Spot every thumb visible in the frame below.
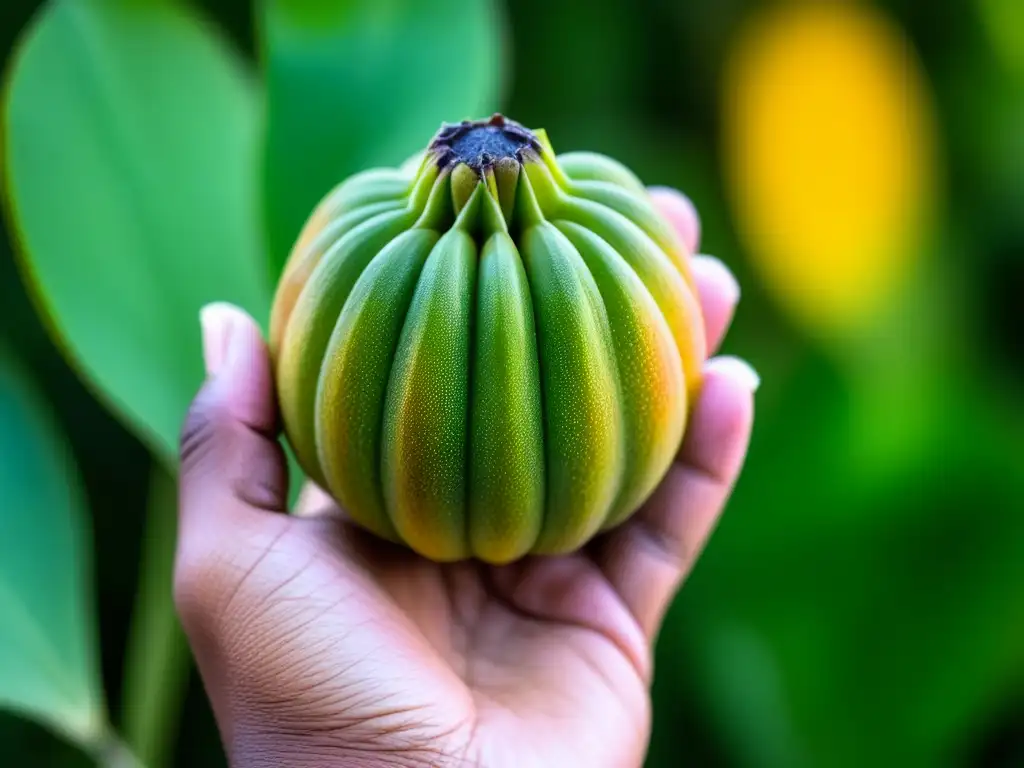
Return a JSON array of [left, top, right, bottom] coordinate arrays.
[[177, 302, 289, 548]]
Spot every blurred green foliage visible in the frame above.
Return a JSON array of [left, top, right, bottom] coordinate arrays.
[[260, 0, 506, 273], [0, 0, 1021, 766], [0, 345, 106, 753]]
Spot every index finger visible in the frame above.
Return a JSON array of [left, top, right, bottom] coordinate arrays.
[[649, 187, 740, 356], [649, 185, 701, 254]]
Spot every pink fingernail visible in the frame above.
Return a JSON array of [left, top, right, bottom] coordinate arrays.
[[694, 255, 741, 304], [199, 303, 238, 376], [706, 355, 760, 392], [650, 186, 701, 253]]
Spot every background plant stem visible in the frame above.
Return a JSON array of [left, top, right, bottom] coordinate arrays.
[[119, 463, 190, 768]]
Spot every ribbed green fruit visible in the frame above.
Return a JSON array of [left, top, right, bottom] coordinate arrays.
[[269, 115, 707, 564]]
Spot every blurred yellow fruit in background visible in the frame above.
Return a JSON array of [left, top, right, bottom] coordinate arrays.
[[722, 0, 939, 339]]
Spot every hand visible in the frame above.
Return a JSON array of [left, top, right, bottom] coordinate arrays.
[[174, 188, 757, 768]]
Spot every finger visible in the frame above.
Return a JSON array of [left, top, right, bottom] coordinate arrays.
[[293, 480, 345, 520], [691, 255, 740, 355], [591, 355, 758, 642], [178, 302, 289, 548], [649, 187, 740, 354], [649, 186, 701, 254]]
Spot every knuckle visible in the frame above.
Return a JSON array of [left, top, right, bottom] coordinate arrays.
[[632, 515, 690, 573]]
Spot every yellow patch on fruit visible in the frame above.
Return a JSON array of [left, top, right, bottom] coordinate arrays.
[[721, 0, 938, 337]]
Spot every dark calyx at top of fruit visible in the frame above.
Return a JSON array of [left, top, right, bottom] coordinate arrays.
[[429, 114, 542, 175], [416, 114, 563, 234]]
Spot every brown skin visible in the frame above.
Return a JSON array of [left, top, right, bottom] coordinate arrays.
[[174, 189, 756, 768]]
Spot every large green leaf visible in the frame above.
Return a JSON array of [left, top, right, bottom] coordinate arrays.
[[0, 347, 105, 749], [259, 0, 507, 273], [2, 0, 270, 464]]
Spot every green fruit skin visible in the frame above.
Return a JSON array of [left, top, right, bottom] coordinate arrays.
[[521, 222, 624, 553], [316, 227, 441, 542], [269, 127, 705, 564], [381, 227, 477, 561], [468, 232, 545, 563]]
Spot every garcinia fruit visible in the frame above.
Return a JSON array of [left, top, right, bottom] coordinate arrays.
[[269, 114, 707, 564]]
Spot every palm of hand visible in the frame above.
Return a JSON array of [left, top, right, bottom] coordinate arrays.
[[205, 503, 650, 768]]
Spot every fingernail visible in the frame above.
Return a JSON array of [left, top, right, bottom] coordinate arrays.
[[199, 303, 239, 377], [693, 255, 741, 304], [649, 186, 701, 253], [706, 355, 760, 392]]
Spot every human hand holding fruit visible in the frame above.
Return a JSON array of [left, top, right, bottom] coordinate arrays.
[[174, 118, 757, 768]]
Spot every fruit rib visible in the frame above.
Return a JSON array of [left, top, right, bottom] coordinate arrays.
[[566, 179, 700, 290], [276, 207, 416, 488], [556, 221, 686, 529], [468, 231, 545, 563], [551, 191, 707, 404], [382, 228, 478, 562], [269, 199, 406, 355], [556, 151, 648, 195], [295, 167, 411, 251], [521, 221, 624, 555], [315, 228, 441, 542]]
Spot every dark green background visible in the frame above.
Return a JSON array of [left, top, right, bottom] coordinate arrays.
[[1, 0, 1022, 765]]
